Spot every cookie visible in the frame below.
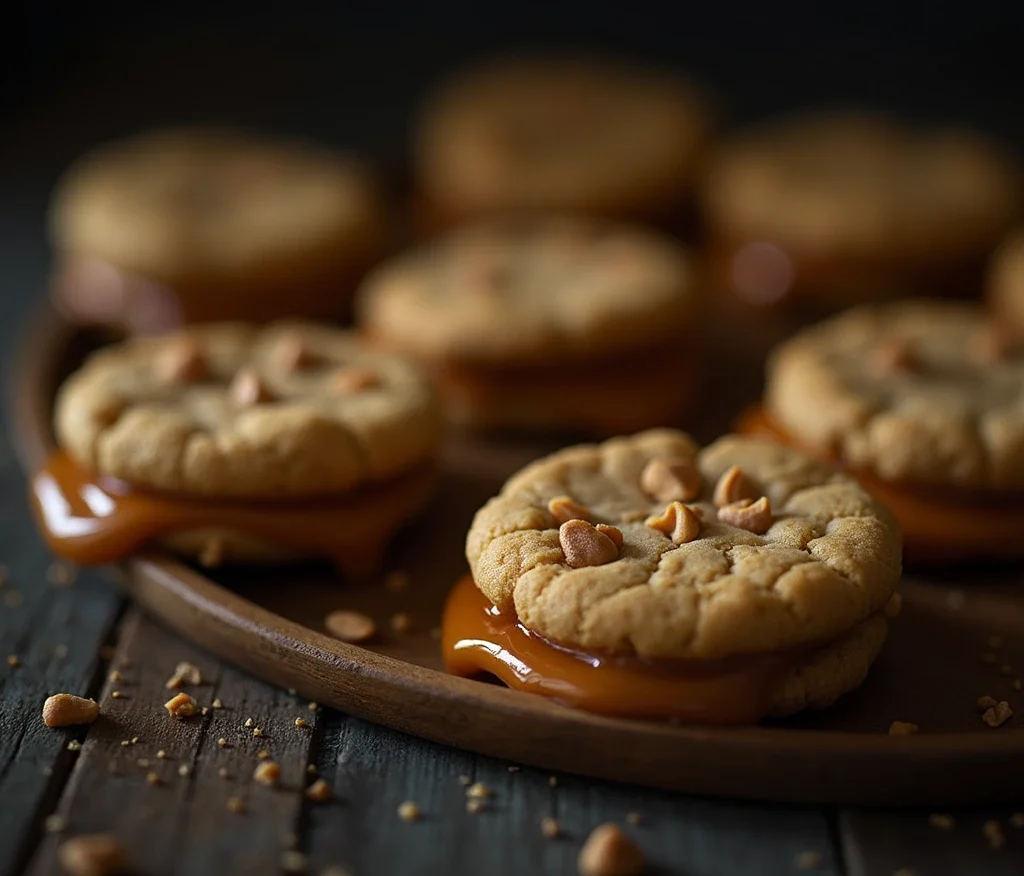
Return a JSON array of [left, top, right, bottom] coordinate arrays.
[[49, 128, 386, 329], [357, 217, 701, 434], [988, 230, 1024, 335], [448, 429, 900, 721], [41, 322, 441, 569], [414, 56, 708, 229], [701, 113, 1019, 309], [755, 300, 1024, 560]]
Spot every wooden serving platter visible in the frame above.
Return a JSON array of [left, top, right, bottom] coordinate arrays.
[[10, 304, 1024, 805]]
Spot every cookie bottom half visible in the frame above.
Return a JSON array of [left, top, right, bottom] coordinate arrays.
[[32, 450, 435, 576], [442, 574, 887, 723], [432, 345, 699, 437], [738, 406, 1024, 563]]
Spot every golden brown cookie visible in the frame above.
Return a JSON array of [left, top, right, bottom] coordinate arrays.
[[753, 300, 1024, 560], [357, 217, 702, 434], [451, 430, 900, 721], [41, 323, 441, 570], [50, 128, 387, 329], [415, 56, 709, 228], [701, 113, 1019, 309]]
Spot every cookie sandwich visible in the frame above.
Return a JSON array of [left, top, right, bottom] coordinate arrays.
[[745, 300, 1024, 561], [414, 56, 709, 231], [446, 430, 901, 722], [50, 128, 386, 331], [33, 323, 441, 576], [701, 113, 1018, 310], [357, 217, 702, 435]]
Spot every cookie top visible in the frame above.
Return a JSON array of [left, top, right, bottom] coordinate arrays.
[[466, 430, 900, 661], [702, 113, 1019, 260], [55, 322, 442, 499], [988, 230, 1024, 331], [357, 218, 700, 363], [766, 300, 1024, 490], [50, 128, 383, 284], [415, 57, 708, 216]]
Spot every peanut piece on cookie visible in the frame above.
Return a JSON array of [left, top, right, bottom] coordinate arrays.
[[645, 501, 700, 545], [42, 694, 99, 728], [230, 368, 274, 406], [872, 337, 917, 374], [559, 520, 620, 568], [548, 496, 592, 524], [595, 524, 624, 550], [717, 497, 772, 534], [330, 367, 380, 394], [155, 339, 207, 384], [713, 465, 756, 507], [640, 457, 701, 502]]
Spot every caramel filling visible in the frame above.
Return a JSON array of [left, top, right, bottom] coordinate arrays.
[[442, 575, 796, 723], [739, 407, 1024, 557], [31, 451, 432, 569]]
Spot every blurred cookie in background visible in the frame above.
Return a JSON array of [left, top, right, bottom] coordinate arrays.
[[49, 128, 388, 332], [744, 300, 1024, 563], [701, 113, 1020, 312], [413, 56, 710, 233], [357, 216, 703, 436], [987, 229, 1024, 335]]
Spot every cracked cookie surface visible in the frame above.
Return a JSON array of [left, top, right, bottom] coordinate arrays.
[[55, 322, 441, 499], [766, 300, 1024, 489], [466, 429, 901, 661], [358, 217, 699, 363]]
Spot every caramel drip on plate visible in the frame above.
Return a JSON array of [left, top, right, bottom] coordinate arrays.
[[31, 451, 430, 569], [442, 575, 794, 724]]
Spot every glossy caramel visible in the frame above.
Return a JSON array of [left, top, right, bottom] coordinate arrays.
[[442, 575, 794, 723], [31, 451, 431, 570]]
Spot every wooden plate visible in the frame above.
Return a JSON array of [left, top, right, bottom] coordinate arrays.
[[10, 305, 1024, 805]]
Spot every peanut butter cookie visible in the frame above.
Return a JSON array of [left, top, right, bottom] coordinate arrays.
[[357, 217, 701, 434], [461, 430, 900, 717], [50, 128, 386, 329]]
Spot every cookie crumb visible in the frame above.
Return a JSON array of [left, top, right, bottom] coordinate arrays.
[[929, 814, 954, 830], [578, 823, 645, 876], [982, 701, 1013, 728], [244, 718, 254, 728], [983, 820, 1005, 850], [794, 850, 823, 870], [625, 813, 642, 826], [120, 740, 130, 747], [201, 707, 209, 716], [108, 670, 122, 683], [67, 740, 82, 752], [257, 749, 272, 760], [390, 612, 412, 634], [43, 693, 99, 728], [110, 691, 125, 699], [164, 692, 198, 718], [44, 814, 67, 833], [385, 570, 410, 592], [58, 834, 124, 876], [466, 798, 487, 814], [466, 782, 491, 799], [6, 654, 19, 668], [306, 764, 317, 775], [307, 701, 318, 711], [156, 750, 167, 760], [218, 767, 230, 779], [295, 717, 309, 728], [47, 561, 76, 587], [217, 738, 228, 748], [397, 801, 421, 821], [212, 698, 223, 709], [254, 761, 281, 787], [324, 610, 377, 644], [305, 779, 332, 803], [227, 796, 245, 813], [888, 721, 918, 736], [253, 727, 264, 738], [177, 765, 190, 778], [458, 775, 472, 786], [541, 816, 561, 838], [978, 695, 999, 710], [280, 851, 308, 874], [165, 661, 202, 689], [146, 772, 161, 786]]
